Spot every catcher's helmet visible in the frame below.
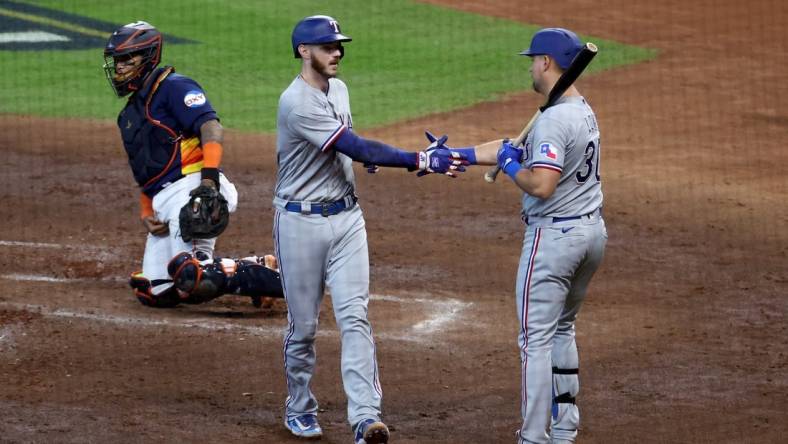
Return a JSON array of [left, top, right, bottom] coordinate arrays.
[[520, 28, 582, 70], [291, 15, 352, 58], [103, 21, 162, 97]]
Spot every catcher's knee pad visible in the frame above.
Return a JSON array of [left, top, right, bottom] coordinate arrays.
[[167, 252, 230, 304], [129, 272, 180, 308]]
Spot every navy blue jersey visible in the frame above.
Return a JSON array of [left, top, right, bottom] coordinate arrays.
[[118, 67, 219, 197], [148, 72, 218, 136]]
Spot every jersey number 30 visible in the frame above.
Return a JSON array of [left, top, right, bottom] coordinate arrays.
[[576, 139, 601, 183]]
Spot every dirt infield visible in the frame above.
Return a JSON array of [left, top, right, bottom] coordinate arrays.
[[1, 1, 786, 443]]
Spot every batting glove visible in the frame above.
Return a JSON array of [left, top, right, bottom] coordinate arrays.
[[497, 139, 523, 179], [416, 132, 469, 177]]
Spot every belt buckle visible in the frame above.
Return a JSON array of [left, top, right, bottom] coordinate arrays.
[[321, 204, 330, 217]]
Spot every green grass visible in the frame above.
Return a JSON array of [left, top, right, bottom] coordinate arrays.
[[1, 0, 656, 132]]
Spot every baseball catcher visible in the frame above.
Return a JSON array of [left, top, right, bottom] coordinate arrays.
[[131, 253, 284, 308], [104, 21, 283, 308]]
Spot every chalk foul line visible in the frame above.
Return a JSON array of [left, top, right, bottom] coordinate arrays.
[[0, 287, 473, 344]]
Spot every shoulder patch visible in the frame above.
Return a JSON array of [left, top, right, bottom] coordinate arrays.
[[539, 143, 558, 160], [184, 90, 206, 108]]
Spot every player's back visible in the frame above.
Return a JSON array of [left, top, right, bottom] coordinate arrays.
[[522, 96, 602, 218]]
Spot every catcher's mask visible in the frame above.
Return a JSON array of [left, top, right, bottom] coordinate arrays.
[[103, 21, 162, 97]]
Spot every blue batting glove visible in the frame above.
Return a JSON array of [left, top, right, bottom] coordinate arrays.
[[416, 132, 467, 177], [416, 132, 469, 178], [497, 140, 523, 179], [416, 148, 468, 177], [423, 130, 477, 168], [416, 131, 447, 177], [424, 131, 448, 150]]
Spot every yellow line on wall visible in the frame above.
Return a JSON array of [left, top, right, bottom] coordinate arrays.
[[0, 6, 109, 38]]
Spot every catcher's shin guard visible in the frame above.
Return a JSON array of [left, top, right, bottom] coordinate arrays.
[[167, 252, 284, 305], [129, 272, 181, 308]]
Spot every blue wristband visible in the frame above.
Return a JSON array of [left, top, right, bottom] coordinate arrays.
[[503, 159, 522, 179], [451, 147, 477, 165]]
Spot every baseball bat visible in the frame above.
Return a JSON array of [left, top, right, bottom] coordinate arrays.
[[484, 42, 598, 183]]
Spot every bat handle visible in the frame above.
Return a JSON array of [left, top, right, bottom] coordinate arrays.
[[484, 111, 540, 184], [484, 166, 502, 183]]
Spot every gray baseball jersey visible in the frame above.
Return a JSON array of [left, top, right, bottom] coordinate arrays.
[[275, 75, 354, 203], [521, 96, 602, 219], [273, 75, 383, 429], [514, 96, 607, 443]]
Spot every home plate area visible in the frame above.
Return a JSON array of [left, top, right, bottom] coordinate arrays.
[[0, 271, 472, 345]]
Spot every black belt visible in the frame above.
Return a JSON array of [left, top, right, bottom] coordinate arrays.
[[284, 195, 357, 217]]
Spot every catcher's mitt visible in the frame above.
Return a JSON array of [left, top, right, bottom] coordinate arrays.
[[179, 185, 229, 242]]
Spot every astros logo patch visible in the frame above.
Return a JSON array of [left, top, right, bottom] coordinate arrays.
[[184, 90, 206, 107]]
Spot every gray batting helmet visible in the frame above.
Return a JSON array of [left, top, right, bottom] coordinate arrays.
[[291, 15, 352, 58]]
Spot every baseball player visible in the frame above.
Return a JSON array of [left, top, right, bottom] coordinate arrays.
[[103, 21, 283, 309], [275, 15, 468, 444], [435, 28, 607, 443]]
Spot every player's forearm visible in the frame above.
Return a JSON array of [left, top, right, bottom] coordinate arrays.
[[471, 139, 505, 165], [199, 119, 223, 185], [139, 192, 154, 219], [333, 130, 417, 169], [418, 139, 499, 166]]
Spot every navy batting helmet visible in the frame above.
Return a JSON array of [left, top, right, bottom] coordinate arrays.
[[291, 15, 352, 58], [103, 21, 162, 97], [520, 28, 582, 70]]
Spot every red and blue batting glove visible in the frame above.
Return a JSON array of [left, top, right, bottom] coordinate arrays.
[[417, 131, 472, 177]]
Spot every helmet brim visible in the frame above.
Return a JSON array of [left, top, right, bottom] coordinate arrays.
[[305, 33, 352, 45]]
